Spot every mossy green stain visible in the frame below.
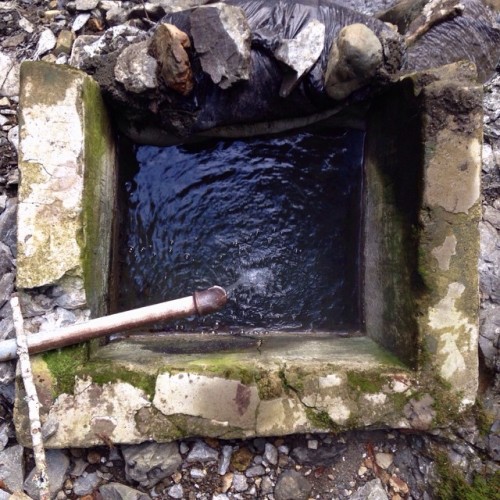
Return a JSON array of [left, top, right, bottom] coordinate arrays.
[[304, 407, 340, 432], [346, 371, 385, 394], [433, 452, 500, 500], [79, 361, 157, 399], [43, 343, 89, 397], [81, 75, 115, 318]]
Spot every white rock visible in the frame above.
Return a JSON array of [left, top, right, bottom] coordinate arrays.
[[274, 19, 325, 96], [72, 13, 91, 32], [0, 52, 19, 97], [168, 483, 184, 498], [18, 15, 34, 33], [7, 125, 18, 152], [76, 0, 100, 10], [33, 29, 57, 59]]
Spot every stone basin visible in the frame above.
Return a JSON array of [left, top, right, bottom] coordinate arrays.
[[14, 60, 481, 447]]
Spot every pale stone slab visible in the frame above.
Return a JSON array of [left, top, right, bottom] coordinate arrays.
[[154, 373, 259, 430], [43, 378, 151, 447], [17, 62, 116, 315]]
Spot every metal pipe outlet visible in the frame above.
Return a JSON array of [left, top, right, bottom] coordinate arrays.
[[0, 286, 227, 362]]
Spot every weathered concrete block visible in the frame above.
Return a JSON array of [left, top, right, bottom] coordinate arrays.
[[17, 62, 116, 315], [364, 61, 481, 405]]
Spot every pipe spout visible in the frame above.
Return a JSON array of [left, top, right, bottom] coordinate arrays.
[[193, 285, 228, 316], [0, 286, 228, 362]]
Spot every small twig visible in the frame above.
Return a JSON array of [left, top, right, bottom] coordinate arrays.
[[11, 295, 50, 500]]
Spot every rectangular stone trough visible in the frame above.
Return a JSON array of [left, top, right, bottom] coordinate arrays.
[[14, 61, 482, 447]]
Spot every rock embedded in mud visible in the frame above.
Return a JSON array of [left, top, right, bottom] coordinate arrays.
[[148, 23, 193, 95]]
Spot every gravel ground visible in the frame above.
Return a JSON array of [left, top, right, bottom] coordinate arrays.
[[0, 1, 499, 499]]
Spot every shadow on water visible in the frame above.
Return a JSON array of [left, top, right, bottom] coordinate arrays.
[[115, 128, 365, 334]]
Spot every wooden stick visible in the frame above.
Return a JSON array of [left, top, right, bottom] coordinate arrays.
[[11, 294, 50, 500]]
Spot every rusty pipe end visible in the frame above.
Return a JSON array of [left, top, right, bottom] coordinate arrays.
[[193, 286, 228, 316]]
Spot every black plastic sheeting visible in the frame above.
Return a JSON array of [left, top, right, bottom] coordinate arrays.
[[404, 0, 500, 82], [157, 0, 403, 136]]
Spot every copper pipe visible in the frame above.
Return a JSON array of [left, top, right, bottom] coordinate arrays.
[[0, 286, 227, 362]]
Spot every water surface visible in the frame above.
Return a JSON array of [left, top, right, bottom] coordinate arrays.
[[117, 128, 364, 333]]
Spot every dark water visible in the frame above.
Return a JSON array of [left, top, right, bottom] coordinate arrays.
[[117, 128, 364, 332]]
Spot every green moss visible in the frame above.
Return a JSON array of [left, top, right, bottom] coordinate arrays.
[[43, 343, 89, 397], [434, 452, 500, 500], [81, 75, 115, 317], [346, 371, 385, 394], [278, 366, 304, 395], [183, 357, 259, 386], [79, 361, 157, 399], [255, 372, 283, 400], [305, 407, 339, 431], [135, 406, 185, 441]]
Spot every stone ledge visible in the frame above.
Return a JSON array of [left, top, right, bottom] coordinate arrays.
[[14, 335, 456, 447]]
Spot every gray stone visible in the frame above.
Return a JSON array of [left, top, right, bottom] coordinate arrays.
[[274, 470, 312, 500], [122, 442, 181, 488], [245, 465, 265, 477], [0, 445, 24, 493], [264, 443, 278, 466], [149, 0, 210, 13], [24, 449, 69, 500], [351, 478, 388, 500], [76, 0, 100, 10], [0, 423, 9, 452], [324, 23, 383, 100], [0, 198, 16, 255], [0, 361, 15, 387], [291, 445, 345, 466], [261, 476, 274, 494], [70, 458, 88, 477], [488, 433, 500, 461], [51, 277, 87, 310], [73, 472, 100, 496], [0, 273, 14, 310], [99, 482, 150, 500], [218, 445, 232, 475], [7, 125, 18, 152], [114, 41, 158, 93], [0, 51, 19, 97], [274, 19, 325, 97], [404, 394, 437, 430], [72, 13, 91, 32], [190, 3, 251, 89], [232, 473, 248, 493], [33, 29, 57, 60], [190, 468, 206, 479], [186, 440, 219, 463], [167, 483, 183, 499], [106, 6, 128, 27]]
